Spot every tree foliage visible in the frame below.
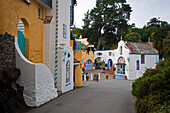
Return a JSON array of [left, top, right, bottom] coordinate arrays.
[[162, 31, 170, 58], [125, 32, 141, 42], [82, 0, 132, 50]]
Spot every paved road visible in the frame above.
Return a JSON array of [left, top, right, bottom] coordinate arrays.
[[26, 79, 136, 113]]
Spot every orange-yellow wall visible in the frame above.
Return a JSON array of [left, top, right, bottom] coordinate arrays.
[[82, 51, 95, 69], [74, 64, 83, 87], [74, 50, 94, 69], [70, 40, 74, 50], [0, 0, 46, 63], [74, 50, 82, 61]]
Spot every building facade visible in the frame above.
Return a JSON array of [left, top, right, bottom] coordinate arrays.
[[95, 40, 159, 80], [0, 0, 75, 107]]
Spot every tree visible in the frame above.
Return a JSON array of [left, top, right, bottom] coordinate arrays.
[[125, 32, 141, 42], [147, 17, 168, 28], [153, 25, 170, 58], [82, 0, 132, 50], [162, 31, 170, 58], [142, 26, 158, 42]]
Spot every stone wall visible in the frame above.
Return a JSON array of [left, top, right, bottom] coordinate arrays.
[[0, 33, 16, 71], [0, 33, 28, 113]]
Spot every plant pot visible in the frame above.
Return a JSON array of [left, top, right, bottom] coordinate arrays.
[[106, 76, 108, 79], [124, 76, 127, 80], [86, 77, 89, 81]]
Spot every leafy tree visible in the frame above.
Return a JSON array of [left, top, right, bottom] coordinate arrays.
[[162, 31, 170, 58], [82, 0, 132, 50], [142, 26, 158, 42], [153, 25, 170, 58], [125, 32, 141, 42], [71, 28, 82, 39], [146, 17, 168, 28]]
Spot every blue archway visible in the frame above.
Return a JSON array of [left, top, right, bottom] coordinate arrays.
[[107, 59, 113, 69], [86, 59, 93, 70]]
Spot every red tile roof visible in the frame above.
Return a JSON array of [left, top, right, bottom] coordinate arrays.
[[125, 42, 159, 54]]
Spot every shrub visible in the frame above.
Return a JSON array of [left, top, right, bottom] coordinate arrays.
[[132, 58, 170, 113]]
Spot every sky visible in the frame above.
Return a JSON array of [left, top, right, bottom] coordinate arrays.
[[74, 0, 170, 28]]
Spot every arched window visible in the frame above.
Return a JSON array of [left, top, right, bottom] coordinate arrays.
[[66, 60, 70, 83], [136, 60, 140, 70]]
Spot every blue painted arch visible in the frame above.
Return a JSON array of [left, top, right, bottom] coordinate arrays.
[[107, 59, 113, 69], [86, 59, 93, 70]]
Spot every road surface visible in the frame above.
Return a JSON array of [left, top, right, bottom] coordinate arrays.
[[26, 79, 136, 113]]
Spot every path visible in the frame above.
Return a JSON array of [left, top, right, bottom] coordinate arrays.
[[26, 79, 136, 113]]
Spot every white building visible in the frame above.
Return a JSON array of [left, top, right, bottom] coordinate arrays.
[[15, 0, 75, 107], [44, 0, 74, 93], [94, 40, 159, 80]]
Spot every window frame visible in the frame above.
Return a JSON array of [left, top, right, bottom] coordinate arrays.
[[66, 60, 70, 83], [141, 55, 145, 64], [120, 46, 122, 55], [38, 6, 42, 18]]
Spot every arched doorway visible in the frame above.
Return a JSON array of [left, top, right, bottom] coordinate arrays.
[[86, 59, 93, 70], [116, 57, 126, 79], [17, 18, 29, 58], [17, 19, 25, 56], [108, 59, 113, 69], [94, 57, 102, 69]]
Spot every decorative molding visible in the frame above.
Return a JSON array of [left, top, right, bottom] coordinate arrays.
[[54, 0, 59, 87]]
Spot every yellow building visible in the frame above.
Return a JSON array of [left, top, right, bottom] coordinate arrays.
[[70, 35, 95, 87], [75, 37, 95, 70], [0, 0, 50, 63]]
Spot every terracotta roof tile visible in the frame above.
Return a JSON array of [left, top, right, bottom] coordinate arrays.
[[125, 42, 159, 54]]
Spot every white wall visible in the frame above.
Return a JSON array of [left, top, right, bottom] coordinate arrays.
[[44, 0, 56, 77], [15, 37, 58, 107], [113, 40, 130, 78], [94, 50, 115, 65], [58, 0, 71, 45], [57, 45, 74, 93], [57, 0, 74, 93], [129, 54, 158, 80]]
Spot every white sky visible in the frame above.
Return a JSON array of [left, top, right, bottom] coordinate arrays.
[[74, 0, 170, 28]]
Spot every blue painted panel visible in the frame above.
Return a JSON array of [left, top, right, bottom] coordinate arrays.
[[17, 30, 25, 56], [86, 65, 92, 70], [86, 60, 92, 70], [115, 74, 125, 79], [137, 60, 140, 70], [108, 62, 110, 69], [75, 42, 77, 50]]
